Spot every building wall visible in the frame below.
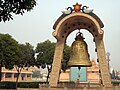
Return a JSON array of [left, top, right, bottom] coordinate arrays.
[[59, 60, 100, 83], [1, 67, 33, 82], [59, 69, 70, 82], [87, 60, 100, 83]]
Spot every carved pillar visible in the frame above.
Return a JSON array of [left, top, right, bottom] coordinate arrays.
[[95, 39, 112, 87], [11, 73, 14, 81], [49, 40, 64, 87], [30, 74, 32, 80], [18, 73, 21, 81], [24, 74, 27, 80], [2, 73, 5, 81]]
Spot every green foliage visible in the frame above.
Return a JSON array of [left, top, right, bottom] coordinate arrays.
[[35, 40, 55, 67], [0, 81, 16, 89], [0, 33, 20, 69], [0, 81, 46, 89], [35, 40, 56, 82], [112, 81, 120, 86], [35, 40, 71, 82], [111, 70, 116, 79], [35, 40, 71, 71], [62, 45, 71, 72], [14, 43, 35, 89], [15, 43, 35, 68], [18, 82, 40, 88], [32, 71, 42, 78], [0, 0, 36, 22]]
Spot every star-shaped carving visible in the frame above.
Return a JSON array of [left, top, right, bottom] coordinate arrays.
[[73, 3, 82, 12]]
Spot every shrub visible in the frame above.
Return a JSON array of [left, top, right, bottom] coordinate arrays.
[[18, 82, 40, 88], [0, 81, 46, 89], [112, 81, 120, 86], [0, 81, 16, 89]]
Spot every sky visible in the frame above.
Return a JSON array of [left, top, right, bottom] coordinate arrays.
[[0, 0, 120, 70]]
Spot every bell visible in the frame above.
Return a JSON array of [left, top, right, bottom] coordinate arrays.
[[68, 32, 92, 67]]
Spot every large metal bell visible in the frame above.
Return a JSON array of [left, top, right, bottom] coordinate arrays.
[[67, 32, 92, 67]]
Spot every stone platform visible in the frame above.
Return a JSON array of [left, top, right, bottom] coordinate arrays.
[[39, 83, 120, 90], [40, 86, 120, 90]]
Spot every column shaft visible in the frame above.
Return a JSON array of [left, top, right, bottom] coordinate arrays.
[[95, 39, 112, 87], [49, 40, 64, 87]]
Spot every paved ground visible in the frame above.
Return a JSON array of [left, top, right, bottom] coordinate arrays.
[[17, 88, 39, 90], [17, 86, 120, 90]]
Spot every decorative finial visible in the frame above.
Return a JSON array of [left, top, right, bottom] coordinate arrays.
[[73, 3, 82, 12]]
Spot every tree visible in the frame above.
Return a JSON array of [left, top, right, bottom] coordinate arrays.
[[35, 40, 71, 82], [35, 40, 55, 82], [0, 0, 36, 22], [32, 70, 43, 78], [14, 43, 35, 90], [61, 45, 71, 72], [111, 70, 116, 79], [0, 33, 20, 81]]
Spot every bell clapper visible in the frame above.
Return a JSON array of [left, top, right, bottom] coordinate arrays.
[[76, 67, 81, 84], [78, 66, 81, 71]]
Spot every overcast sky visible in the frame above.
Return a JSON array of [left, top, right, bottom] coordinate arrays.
[[1, 0, 120, 70]]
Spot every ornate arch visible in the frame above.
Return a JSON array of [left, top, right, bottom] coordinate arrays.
[[53, 12, 104, 41], [49, 12, 112, 88]]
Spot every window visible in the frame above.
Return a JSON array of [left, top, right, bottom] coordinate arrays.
[[1, 73, 3, 77], [5, 73, 12, 78], [21, 73, 25, 77], [27, 74, 31, 77], [14, 73, 18, 78], [21, 73, 25, 80]]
